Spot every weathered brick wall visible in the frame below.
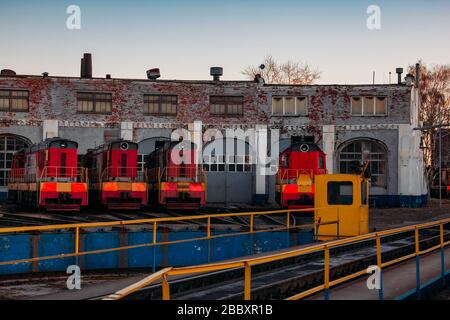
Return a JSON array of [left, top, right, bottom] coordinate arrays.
[[0, 76, 268, 125], [0, 74, 419, 202], [0, 76, 412, 128], [262, 84, 412, 139]]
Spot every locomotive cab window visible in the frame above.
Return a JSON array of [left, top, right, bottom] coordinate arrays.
[[361, 181, 368, 205], [318, 155, 325, 169], [327, 181, 353, 205]]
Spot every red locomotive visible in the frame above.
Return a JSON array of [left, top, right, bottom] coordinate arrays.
[[82, 140, 147, 210], [276, 137, 327, 209], [146, 139, 206, 210], [7, 137, 88, 211]]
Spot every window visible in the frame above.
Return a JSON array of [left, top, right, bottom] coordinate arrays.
[[272, 97, 283, 114], [203, 154, 251, 172], [375, 97, 387, 115], [144, 94, 177, 115], [351, 96, 387, 116], [339, 140, 387, 187], [327, 181, 353, 205], [284, 97, 295, 115], [203, 155, 225, 172], [361, 181, 368, 205], [296, 97, 308, 115], [0, 90, 29, 112], [210, 96, 244, 116], [77, 92, 112, 114], [318, 155, 325, 169], [271, 96, 308, 116], [0, 135, 29, 186]]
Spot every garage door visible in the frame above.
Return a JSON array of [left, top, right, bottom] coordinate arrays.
[[203, 138, 254, 204]]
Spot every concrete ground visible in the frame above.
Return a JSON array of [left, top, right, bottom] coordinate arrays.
[[310, 245, 450, 300]]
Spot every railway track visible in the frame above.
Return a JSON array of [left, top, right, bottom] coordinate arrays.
[[108, 228, 450, 300], [0, 205, 286, 230]]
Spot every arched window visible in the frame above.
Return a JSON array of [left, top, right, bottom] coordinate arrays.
[[339, 139, 387, 187], [0, 135, 31, 187]]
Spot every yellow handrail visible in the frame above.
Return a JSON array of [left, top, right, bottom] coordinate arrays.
[[103, 267, 173, 300], [106, 216, 450, 301], [0, 207, 324, 268]]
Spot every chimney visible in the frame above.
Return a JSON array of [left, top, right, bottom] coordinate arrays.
[[146, 68, 161, 80], [210, 67, 223, 81], [415, 63, 420, 88], [396, 67, 403, 84], [106, 74, 111, 79], [80, 53, 92, 78]]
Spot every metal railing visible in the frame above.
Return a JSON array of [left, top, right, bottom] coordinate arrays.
[[8, 166, 87, 183], [276, 168, 327, 184], [100, 167, 146, 182], [0, 207, 335, 271], [104, 217, 450, 301], [147, 166, 206, 184]]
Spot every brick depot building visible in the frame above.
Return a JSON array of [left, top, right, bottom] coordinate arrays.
[[0, 56, 428, 207]]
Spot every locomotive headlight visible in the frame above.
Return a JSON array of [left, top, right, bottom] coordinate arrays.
[[300, 144, 309, 152], [60, 141, 68, 149], [120, 142, 129, 150]]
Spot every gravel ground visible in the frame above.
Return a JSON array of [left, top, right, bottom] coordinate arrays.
[[370, 198, 450, 231]]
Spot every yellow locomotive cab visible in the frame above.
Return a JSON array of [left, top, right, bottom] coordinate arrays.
[[314, 174, 369, 238]]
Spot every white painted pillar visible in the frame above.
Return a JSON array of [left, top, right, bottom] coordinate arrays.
[[120, 122, 133, 141], [188, 120, 203, 165], [254, 124, 267, 204], [322, 125, 335, 173], [43, 120, 59, 140], [398, 124, 427, 197]]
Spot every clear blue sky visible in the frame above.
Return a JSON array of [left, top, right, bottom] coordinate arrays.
[[0, 0, 449, 84]]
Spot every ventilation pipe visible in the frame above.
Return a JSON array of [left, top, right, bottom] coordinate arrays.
[[210, 67, 223, 81]]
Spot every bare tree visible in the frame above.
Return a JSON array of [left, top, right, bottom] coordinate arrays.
[[409, 61, 450, 189], [242, 55, 321, 84]]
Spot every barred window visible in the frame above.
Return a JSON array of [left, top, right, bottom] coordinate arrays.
[[0, 90, 29, 112], [77, 92, 112, 114], [210, 96, 244, 116], [144, 95, 177, 115], [351, 96, 387, 116], [271, 96, 308, 116], [339, 140, 387, 187]]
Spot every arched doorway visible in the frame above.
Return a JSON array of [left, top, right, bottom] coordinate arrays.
[[338, 138, 388, 188], [0, 134, 31, 201]]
